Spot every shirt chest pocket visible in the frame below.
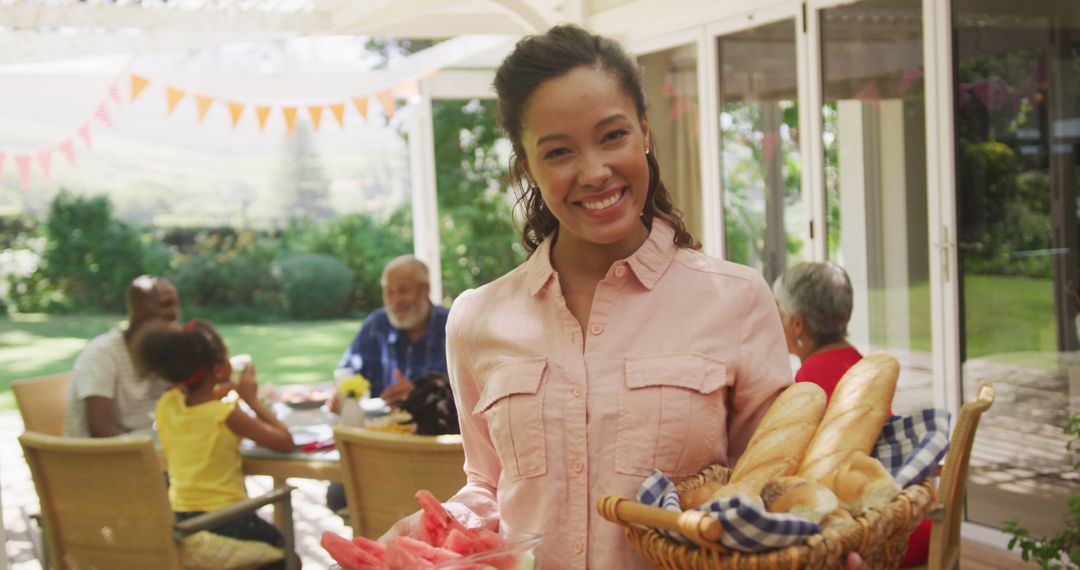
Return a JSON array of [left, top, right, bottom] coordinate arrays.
[[617, 353, 729, 478], [473, 358, 548, 481]]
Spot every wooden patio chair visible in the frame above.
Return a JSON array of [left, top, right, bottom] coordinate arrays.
[[18, 431, 298, 570], [926, 379, 996, 570], [12, 372, 70, 435], [334, 425, 466, 539]]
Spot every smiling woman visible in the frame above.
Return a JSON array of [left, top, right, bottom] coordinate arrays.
[[377, 24, 796, 570]]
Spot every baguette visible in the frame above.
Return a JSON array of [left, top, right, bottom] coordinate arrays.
[[798, 351, 899, 484], [760, 476, 838, 523], [680, 383, 827, 508], [820, 450, 900, 515]]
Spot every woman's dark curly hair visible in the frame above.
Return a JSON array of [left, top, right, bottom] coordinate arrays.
[[492, 24, 699, 254]]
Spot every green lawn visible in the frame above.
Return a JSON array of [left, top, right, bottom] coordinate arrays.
[[0, 314, 362, 411]]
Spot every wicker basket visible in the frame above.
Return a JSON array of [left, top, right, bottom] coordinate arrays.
[[598, 464, 936, 570]]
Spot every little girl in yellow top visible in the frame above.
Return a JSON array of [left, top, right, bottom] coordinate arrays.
[[138, 319, 295, 568]]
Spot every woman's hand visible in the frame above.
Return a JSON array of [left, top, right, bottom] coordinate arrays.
[[847, 552, 868, 569], [379, 509, 422, 542]]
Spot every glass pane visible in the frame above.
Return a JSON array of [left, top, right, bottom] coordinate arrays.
[[639, 45, 703, 242], [717, 19, 805, 284], [819, 0, 931, 414], [953, 0, 1079, 536]]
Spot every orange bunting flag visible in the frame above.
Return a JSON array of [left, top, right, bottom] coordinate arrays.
[[130, 74, 150, 101], [282, 106, 298, 133], [307, 105, 324, 131], [376, 91, 395, 119], [255, 106, 272, 131], [352, 96, 369, 120], [329, 102, 346, 127], [165, 87, 186, 115], [194, 95, 215, 122], [227, 101, 246, 128], [418, 69, 439, 81]]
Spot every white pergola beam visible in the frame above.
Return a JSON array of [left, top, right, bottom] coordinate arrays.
[[0, 30, 294, 65], [1, 2, 332, 33]]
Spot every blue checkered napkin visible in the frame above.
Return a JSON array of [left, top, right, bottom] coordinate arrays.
[[636, 470, 821, 552], [635, 408, 951, 552], [872, 409, 950, 487]]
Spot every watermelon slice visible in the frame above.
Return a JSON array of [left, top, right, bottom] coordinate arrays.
[[321, 531, 382, 569], [352, 535, 387, 563], [415, 489, 467, 547], [384, 539, 436, 568], [390, 536, 463, 564]]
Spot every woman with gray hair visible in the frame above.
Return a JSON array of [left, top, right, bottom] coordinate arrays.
[[772, 261, 861, 400]]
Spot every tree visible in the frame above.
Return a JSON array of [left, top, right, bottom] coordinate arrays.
[[273, 122, 334, 222]]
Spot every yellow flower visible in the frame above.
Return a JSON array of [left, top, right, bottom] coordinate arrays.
[[338, 374, 371, 399]]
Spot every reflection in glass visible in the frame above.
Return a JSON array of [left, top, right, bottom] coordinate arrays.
[[953, 0, 1079, 537], [819, 0, 931, 414], [717, 20, 804, 285], [639, 45, 703, 241]]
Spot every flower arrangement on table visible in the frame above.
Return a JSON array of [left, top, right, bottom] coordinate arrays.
[[338, 374, 371, 400]]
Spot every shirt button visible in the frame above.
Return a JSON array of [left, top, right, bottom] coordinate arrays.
[[573, 539, 584, 554], [590, 324, 604, 335], [614, 265, 627, 277], [572, 459, 584, 473], [571, 386, 583, 398]]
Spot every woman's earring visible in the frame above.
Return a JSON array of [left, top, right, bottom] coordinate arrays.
[[645, 148, 651, 156], [796, 337, 804, 348]]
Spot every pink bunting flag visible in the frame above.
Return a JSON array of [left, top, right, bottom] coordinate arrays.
[[95, 103, 113, 128], [0, 151, 6, 180], [58, 138, 77, 166], [899, 67, 923, 93], [78, 122, 93, 149], [855, 81, 881, 102], [972, 79, 994, 111], [36, 149, 53, 182], [108, 82, 124, 105], [14, 155, 32, 192]]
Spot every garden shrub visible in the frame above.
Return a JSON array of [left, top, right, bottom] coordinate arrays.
[[275, 253, 353, 319], [168, 230, 283, 318], [37, 191, 167, 312], [283, 210, 412, 313]]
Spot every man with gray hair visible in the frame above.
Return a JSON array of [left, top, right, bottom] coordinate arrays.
[[337, 255, 449, 404], [63, 275, 180, 437]]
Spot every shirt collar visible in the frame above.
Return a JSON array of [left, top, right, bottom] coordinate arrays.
[[523, 219, 678, 296]]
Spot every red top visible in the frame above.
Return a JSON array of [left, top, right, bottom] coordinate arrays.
[[794, 346, 864, 402]]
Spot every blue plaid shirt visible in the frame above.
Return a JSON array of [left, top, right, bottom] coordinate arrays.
[[338, 305, 450, 397]]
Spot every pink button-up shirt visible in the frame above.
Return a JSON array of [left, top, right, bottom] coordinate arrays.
[[445, 220, 792, 569]]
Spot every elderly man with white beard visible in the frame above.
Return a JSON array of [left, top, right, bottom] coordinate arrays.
[[337, 255, 449, 406]]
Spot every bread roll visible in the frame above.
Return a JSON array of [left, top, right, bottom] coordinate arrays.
[[821, 451, 900, 515], [759, 476, 838, 524], [680, 383, 827, 508], [798, 352, 899, 484]]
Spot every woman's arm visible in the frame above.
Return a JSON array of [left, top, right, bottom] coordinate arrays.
[[225, 364, 294, 453]]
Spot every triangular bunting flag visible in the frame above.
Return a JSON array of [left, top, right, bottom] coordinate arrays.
[[352, 97, 369, 120], [166, 87, 186, 115], [376, 91, 395, 118], [397, 80, 420, 100], [227, 101, 246, 128], [0, 152, 6, 180], [417, 69, 439, 81], [77, 122, 93, 149], [130, 74, 150, 102], [108, 82, 124, 105], [36, 149, 53, 182], [255, 106, 272, 131], [58, 139, 77, 166], [329, 102, 346, 127], [855, 81, 881, 102], [307, 105, 324, 131], [282, 106, 298, 133], [14, 155, 32, 192], [95, 103, 113, 128], [194, 95, 214, 122]]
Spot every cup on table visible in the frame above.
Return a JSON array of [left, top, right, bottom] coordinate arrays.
[[230, 353, 253, 382]]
